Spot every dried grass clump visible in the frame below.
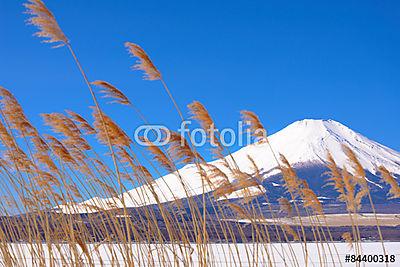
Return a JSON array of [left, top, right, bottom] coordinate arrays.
[[125, 42, 161, 80], [92, 108, 131, 147], [139, 137, 174, 173], [42, 113, 90, 150], [379, 166, 400, 199], [282, 225, 299, 241], [342, 232, 353, 247], [65, 110, 96, 135], [165, 130, 203, 165], [326, 153, 346, 202], [279, 155, 301, 195], [240, 110, 267, 139], [188, 101, 215, 134], [0, 87, 35, 136], [1, 2, 395, 265], [91, 80, 131, 106], [24, 0, 68, 47]]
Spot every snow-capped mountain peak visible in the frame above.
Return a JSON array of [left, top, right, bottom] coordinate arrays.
[[57, 119, 400, 213]]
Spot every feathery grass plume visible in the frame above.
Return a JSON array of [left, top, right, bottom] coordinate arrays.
[[4, 147, 33, 172], [278, 198, 293, 217], [65, 110, 96, 135], [91, 80, 131, 105], [246, 155, 264, 185], [165, 130, 203, 165], [0, 120, 15, 148], [300, 188, 323, 215], [342, 167, 357, 212], [280, 154, 301, 195], [44, 135, 76, 165], [325, 152, 346, 202], [378, 166, 400, 199], [343, 146, 369, 210], [203, 163, 229, 183], [24, 0, 68, 48], [125, 42, 161, 80], [282, 225, 300, 241], [240, 110, 267, 140], [202, 163, 233, 196], [139, 136, 174, 173], [187, 101, 215, 135], [343, 145, 367, 187], [342, 232, 353, 248], [67, 183, 82, 199], [231, 169, 259, 190], [0, 87, 35, 136], [42, 113, 90, 150], [213, 181, 234, 199], [92, 108, 131, 147], [32, 170, 60, 189], [133, 165, 154, 185], [228, 203, 249, 219]]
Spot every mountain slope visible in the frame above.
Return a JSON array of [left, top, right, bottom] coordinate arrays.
[[57, 119, 400, 213]]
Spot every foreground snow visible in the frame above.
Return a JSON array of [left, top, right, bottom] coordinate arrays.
[[57, 119, 400, 213], [3, 242, 399, 266]]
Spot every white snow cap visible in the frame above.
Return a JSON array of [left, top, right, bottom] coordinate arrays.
[[56, 119, 400, 213]]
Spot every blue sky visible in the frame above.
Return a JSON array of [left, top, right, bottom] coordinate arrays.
[[1, 0, 400, 155]]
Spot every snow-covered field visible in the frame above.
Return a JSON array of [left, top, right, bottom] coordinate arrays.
[[3, 242, 399, 266]]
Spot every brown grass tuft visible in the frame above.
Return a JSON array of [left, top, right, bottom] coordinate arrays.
[[125, 42, 161, 80], [24, 0, 68, 47], [378, 166, 400, 199], [240, 110, 267, 140], [91, 80, 131, 106]]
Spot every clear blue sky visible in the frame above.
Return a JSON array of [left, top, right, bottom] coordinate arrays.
[[1, 0, 399, 154]]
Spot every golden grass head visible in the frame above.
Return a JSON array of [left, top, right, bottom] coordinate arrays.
[[282, 224, 299, 241], [300, 187, 323, 214], [91, 80, 131, 106], [139, 136, 175, 173], [378, 166, 400, 199], [24, 0, 68, 47], [42, 112, 91, 151], [343, 145, 367, 187], [165, 130, 203, 165], [240, 110, 267, 140], [279, 154, 301, 195], [0, 86, 36, 136], [66, 110, 96, 135], [125, 42, 161, 80], [278, 197, 292, 217], [325, 152, 346, 199], [342, 232, 353, 248], [92, 107, 131, 147], [188, 101, 214, 133]]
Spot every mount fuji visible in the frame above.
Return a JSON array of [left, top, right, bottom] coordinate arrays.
[[58, 119, 400, 213]]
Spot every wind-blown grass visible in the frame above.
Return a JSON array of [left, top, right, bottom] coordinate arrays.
[[0, 1, 397, 266]]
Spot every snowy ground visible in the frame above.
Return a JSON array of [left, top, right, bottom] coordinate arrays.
[[2, 242, 399, 266]]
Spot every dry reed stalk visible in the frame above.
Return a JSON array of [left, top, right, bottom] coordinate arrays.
[[378, 166, 400, 199], [91, 80, 132, 106], [24, 0, 68, 48], [65, 110, 96, 135], [343, 145, 387, 261], [279, 198, 293, 217], [25, 1, 134, 260], [342, 232, 354, 249], [282, 225, 300, 241]]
